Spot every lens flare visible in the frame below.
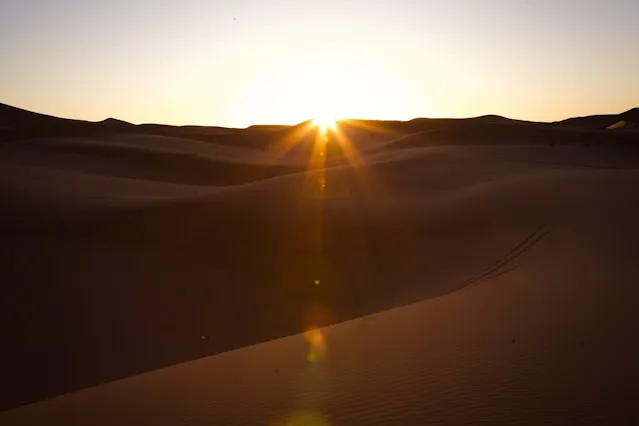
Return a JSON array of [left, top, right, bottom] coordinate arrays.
[[304, 327, 327, 363]]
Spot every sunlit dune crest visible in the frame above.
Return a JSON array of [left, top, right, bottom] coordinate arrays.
[[607, 120, 635, 130]]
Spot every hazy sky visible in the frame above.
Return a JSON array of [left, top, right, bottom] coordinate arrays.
[[1, 0, 637, 127]]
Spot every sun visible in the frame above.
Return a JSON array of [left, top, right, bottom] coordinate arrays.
[[313, 115, 337, 132]]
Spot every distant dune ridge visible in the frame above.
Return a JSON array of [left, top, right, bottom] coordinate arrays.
[[2, 102, 639, 146], [98, 117, 134, 127], [1, 103, 639, 424], [554, 106, 639, 130]]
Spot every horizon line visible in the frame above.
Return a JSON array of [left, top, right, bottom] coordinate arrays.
[[2, 101, 637, 130]]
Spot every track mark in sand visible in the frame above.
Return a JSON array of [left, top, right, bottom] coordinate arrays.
[[459, 226, 550, 289]]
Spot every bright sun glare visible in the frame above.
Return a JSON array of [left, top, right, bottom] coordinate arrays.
[[313, 116, 337, 132]]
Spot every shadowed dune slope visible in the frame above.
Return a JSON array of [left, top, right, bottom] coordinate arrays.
[[2, 134, 639, 416], [1, 165, 638, 424], [383, 120, 639, 149], [0, 135, 302, 186]]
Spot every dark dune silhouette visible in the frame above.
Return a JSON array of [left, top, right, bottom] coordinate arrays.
[[1, 103, 639, 425], [98, 117, 134, 127], [0, 103, 89, 127], [554, 107, 639, 130], [245, 124, 292, 131]]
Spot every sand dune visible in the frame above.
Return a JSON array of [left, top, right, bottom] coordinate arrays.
[[1, 167, 638, 424], [1, 104, 639, 424], [1, 135, 299, 183], [555, 107, 639, 130]]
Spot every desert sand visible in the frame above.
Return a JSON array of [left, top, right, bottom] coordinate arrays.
[[1, 104, 638, 424]]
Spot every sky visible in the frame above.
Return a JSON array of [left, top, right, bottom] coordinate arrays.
[[1, 0, 638, 127]]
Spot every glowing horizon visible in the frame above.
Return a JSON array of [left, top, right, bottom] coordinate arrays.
[[1, 0, 638, 128]]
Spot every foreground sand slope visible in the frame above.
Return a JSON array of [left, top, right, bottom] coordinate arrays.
[[1, 167, 637, 424]]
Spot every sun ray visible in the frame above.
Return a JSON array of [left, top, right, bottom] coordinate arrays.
[[331, 126, 365, 167], [267, 121, 316, 160]]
